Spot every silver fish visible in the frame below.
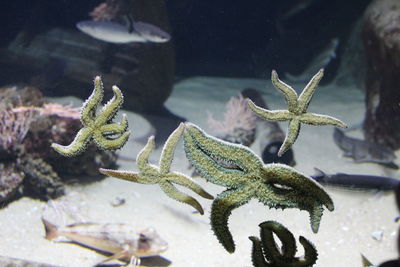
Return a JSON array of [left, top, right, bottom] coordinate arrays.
[[42, 218, 168, 266], [76, 20, 170, 43]]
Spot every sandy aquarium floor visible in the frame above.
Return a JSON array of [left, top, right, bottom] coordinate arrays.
[[0, 76, 399, 267]]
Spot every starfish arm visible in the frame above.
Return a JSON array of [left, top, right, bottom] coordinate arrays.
[[81, 76, 104, 126], [260, 163, 334, 233], [300, 113, 348, 128], [97, 85, 124, 125], [167, 172, 214, 199], [258, 221, 297, 261], [297, 69, 324, 112], [98, 114, 129, 134], [249, 236, 270, 267], [136, 136, 157, 173], [159, 181, 206, 215], [183, 123, 264, 187], [51, 127, 93, 157], [271, 70, 298, 111], [298, 236, 318, 266], [93, 130, 131, 151], [98, 168, 150, 183], [248, 99, 293, 121], [159, 123, 184, 174], [278, 119, 301, 157], [210, 187, 253, 253]]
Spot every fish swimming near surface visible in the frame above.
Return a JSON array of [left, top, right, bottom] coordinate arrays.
[[76, 20, 171, 43], [333, 128, 398, 169], [311, 168, 400, 191], [42, 218, 168, 266], [285, 38, 339, 82]]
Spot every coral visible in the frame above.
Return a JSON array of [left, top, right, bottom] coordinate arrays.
[[183, 123, 333, 253], [207, 93, 258, 146], [99, 123, 213, 214], [0, 85, 118, 204], [51, 76, 130, 157], [247, 69, 347, 156], [0, 109, 38, 156], [249, 221, 317, 267], [90, 1, 119, 21]]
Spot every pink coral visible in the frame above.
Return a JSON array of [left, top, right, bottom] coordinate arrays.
[[11, 103, 80, 120], [207, 94, 257, 135], [89, 0, 121, 21]]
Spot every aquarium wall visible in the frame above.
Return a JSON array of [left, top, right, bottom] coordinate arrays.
[[0, 0, 399, 266]]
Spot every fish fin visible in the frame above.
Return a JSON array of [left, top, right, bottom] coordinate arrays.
[[97, 248, 130, 264], [313, 167, 326, 177], [41, 218, 59, 240]]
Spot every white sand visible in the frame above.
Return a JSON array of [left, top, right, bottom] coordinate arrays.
[[0, 76, 398, 266]]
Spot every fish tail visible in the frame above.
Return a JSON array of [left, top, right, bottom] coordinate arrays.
[[42, 218, 59, 240]]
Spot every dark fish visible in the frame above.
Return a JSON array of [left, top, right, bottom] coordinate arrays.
[[333, 128, 398, 169], [311, 168, 400, 191]]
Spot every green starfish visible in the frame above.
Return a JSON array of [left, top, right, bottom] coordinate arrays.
[[249, 221, 317, 267], [247, 69, 347, 157], [183, 123, 333, 253], [51, 76, 130, 156], [99, 123, 214, 215]]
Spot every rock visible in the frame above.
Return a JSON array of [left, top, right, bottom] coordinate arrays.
[[362, 0, 400, 149], [0, 85, 118, 204], [0, 0, 175, 114]]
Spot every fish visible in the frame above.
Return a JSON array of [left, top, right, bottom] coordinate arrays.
[[285, 38, 339, 82], [333, 128, 398, 169], [76, 20, 170, 43], [42, 218, 168, 266], [311, 168, 400, 191]]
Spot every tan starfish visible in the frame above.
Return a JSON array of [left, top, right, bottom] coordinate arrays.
[[247, 69, 347, 156], [51, 76, 130, 157], [249, 221, 318, 267], [183, 123, 333, 253], [99, 123, 213, 215]]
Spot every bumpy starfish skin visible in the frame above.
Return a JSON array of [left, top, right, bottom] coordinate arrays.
[[249, 221, 317, 267], [183, 123, 333, 253], [51, 76, 130, 156], [99, 123, 213, 215], [247, 69, 347, 156]]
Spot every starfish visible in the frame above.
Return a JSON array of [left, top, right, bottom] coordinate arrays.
[[99, 123, 214, 215], [51, 76, 130, 157], [249, 221, 318, 267], [183, 123, 333, 253], [247, 69, 347, 157]]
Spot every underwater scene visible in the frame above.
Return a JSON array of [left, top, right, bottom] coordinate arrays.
[[0, 0, 400, 266]]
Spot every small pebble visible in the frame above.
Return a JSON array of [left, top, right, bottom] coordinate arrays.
[[371, 231, 383, 241]]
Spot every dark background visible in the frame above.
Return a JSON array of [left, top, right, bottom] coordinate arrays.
[[0, 0, 371, 78]]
